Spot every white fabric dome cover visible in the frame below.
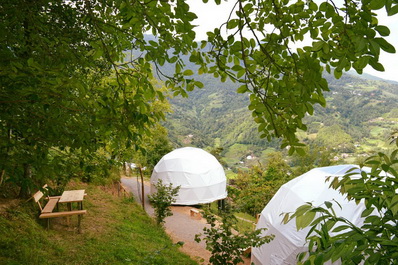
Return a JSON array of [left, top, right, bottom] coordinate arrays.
[[150, 147, 227, 205], [252, 165, 370, 265]]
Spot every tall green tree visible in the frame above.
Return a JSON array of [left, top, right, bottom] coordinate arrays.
[[0, 0, 198, 195], [1, 0, 397, 195], [231, 152, 292, 215], [290, 144, 334, 176]]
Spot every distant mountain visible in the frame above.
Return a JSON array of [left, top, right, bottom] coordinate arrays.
[[348, 70, 398, 85], [126, 38, 398, 166], [164, 70, 398, 167]]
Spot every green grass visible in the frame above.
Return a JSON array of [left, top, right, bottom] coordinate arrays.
[[225, 169, 237, 180], [343, 156, 357, 164], [0, 182, 196, 265], [369, 126, 386, 137], [234, 212, 257, 233], [223, 143, 250, 166], [260, 148, 276, 158], [207, 202, 257, 234]]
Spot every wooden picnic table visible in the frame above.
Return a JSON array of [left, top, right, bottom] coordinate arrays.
[[59, 189, 85, 209], [34, 187, 87, 233], [58, 189, 86, 230]]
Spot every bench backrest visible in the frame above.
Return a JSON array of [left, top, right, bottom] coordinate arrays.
[[32, 184, 48, 211]]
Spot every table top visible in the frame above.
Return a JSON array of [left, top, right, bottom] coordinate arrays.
[[59, 189, 85, 203]]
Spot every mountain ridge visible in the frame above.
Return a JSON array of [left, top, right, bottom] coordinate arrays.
[[165, 70, 398, 167]]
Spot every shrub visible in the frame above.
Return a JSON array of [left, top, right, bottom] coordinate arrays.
[[195, 210, 274, 265], [148, 179, 180, 225]]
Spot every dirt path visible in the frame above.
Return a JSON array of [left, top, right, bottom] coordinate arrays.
[[121, 176, 252, 265], [121, 177, 212, 264]]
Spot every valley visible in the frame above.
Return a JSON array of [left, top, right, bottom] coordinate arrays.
[[165, 72, 398, 172]]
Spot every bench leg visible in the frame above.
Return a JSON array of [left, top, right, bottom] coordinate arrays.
[[78, 215, 82, 234], [66, 203, 71, 226], [47, 219, 50, 230]]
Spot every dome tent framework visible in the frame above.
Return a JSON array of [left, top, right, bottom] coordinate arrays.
[[150, 147, 227, 205], [252, 165, 370, 265]]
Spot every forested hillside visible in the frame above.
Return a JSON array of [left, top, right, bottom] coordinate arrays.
[[165, 72, 398, 168]]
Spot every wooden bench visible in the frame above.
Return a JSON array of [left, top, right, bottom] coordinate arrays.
[[33, 185, 87, 233], [190, 208, 201, 219]]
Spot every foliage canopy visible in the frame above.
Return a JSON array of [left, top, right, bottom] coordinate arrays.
[[1, 0, 397, 193], [195, 0, 397, 154], [230, 152, 292, 215]]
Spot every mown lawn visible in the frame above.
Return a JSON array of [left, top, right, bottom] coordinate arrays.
[[0, 182, 197, 265]]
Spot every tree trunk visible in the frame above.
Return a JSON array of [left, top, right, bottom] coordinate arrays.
[[0, 169, 5, 186], [19, 163, 32, 198], [139, 167, 145, 210]]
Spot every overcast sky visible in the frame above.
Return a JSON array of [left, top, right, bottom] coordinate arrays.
[[187, 0, 398, 82]]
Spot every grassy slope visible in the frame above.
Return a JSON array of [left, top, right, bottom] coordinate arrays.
[[0, 182, 197, 265]]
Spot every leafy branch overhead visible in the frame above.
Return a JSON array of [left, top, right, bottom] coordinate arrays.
[[192, 0, 397, 154], [0, 0, 200, 191], [1, 0, 397, 192]]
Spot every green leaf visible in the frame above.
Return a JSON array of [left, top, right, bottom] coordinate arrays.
[[325, 201, 333, 208], [334, 69, 342, 79], [288, 146, 295, 156], [312, 41, 324, 52], [369, 60, 385, 71], [195, 81, 204, 88], [27, 58, 34, 66], [282, 213, 290, 224], [369, 0, 385, 10], [361, 207, 374, 217], [227, 19, 239, 30], [294, 204, 313, 222], [300, 211, 316, 229], [296, 148, 306, 156], [387, 4, 398, 15], [255, 103, 266, 113], [237, 85, 248, 93], [309, 1, 318, 11], [183, 69, 194, 76], [332, 225, 350, 233], [354, 56, 369, 70], [374, 38, 396, 53], [375, 25, 390, 36], [314, 254, 324, 265]]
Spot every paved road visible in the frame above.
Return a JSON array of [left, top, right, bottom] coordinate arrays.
[[121, 177, 211, 263]]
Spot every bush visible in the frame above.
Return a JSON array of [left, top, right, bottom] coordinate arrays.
[[195, 210, 274, 265], [232, 153, 292, 216], [148, 179, 180, 225]]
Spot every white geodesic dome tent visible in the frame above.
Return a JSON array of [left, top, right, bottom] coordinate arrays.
[[252, 165, 371, 265], [150, 147, 227, 205]]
